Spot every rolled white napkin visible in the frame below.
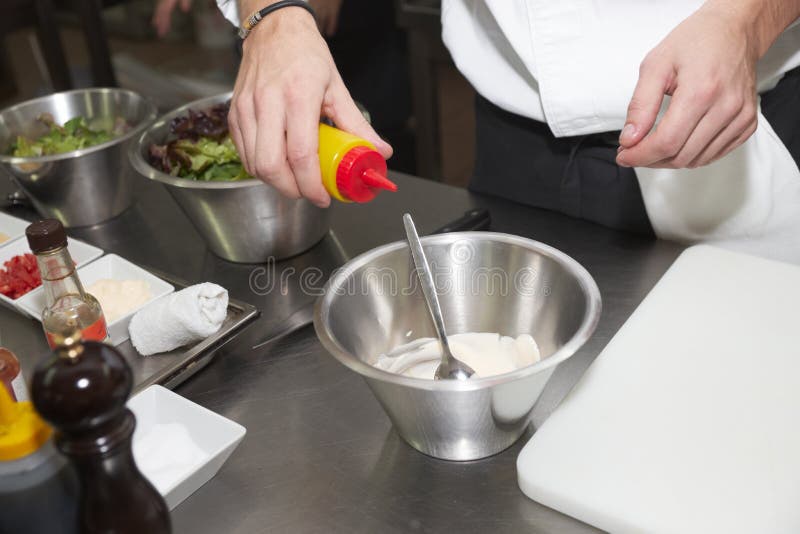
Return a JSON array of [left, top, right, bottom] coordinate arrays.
[[129, 283, 228, 356]]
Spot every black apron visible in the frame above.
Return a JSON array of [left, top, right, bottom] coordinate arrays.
[[470, 66, 800, 237]]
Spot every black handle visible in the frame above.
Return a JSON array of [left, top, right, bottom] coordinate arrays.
[[431, 208, 491, 234]]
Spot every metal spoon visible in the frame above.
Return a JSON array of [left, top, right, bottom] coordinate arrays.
[[403, 213, 475, 380]]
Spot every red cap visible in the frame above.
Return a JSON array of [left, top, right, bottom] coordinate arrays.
[[335, 146, 396, 203]]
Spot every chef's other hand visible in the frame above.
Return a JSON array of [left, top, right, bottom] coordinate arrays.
[[152, 0, 192, 38], [617, 2, 760, 169], [229, 4, 392, 208], [309, 0, 344, 37]]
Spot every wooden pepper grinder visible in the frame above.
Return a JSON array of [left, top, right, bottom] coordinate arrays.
[[31, 331, 171, 533]]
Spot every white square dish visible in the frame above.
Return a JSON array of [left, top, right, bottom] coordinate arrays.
[[0, 212, 32, 245], [0, 236, 103, 314], [17, 254, 174, 345], [128, 385, 247, 510]]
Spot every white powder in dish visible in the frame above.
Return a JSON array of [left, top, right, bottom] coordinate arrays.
[[87, 279, 152, 323]]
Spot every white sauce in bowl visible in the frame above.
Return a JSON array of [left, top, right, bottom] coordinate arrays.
[[375, 332, 541, 379]]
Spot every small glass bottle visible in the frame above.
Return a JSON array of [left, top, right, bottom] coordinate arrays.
[[25, 219, 108, 348], [0, 347, 27, 401]]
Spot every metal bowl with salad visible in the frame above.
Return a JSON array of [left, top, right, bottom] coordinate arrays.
[[129, 93, 330, 263], [0, 88, 157, 227]]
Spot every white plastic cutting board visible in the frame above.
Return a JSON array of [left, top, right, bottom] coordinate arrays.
[[518, 245, 800, 534]]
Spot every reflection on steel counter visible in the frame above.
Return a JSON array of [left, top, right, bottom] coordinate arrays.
[[208, 230, 351, 352]]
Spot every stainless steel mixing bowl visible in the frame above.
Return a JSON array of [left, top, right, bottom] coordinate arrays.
[[0, 88, 157, 227], [314, 232, 601, 461], [129, 93, 330, 263]]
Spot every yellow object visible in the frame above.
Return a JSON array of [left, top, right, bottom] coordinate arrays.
[[318, 123, 375, 202], [0, 383, 51, 461]]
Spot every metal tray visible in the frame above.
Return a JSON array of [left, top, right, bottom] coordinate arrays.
[[119, 269, 259, 393]]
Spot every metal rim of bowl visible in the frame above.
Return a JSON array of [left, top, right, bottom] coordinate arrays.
[[313, 231, 603, 392], [0, 87, 158, 165], [128, 92, 265, 191]]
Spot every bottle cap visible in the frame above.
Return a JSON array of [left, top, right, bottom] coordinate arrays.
[[26, 219, 67, 254], [335, 146, 396, 203], [0, 382, 51, 461]]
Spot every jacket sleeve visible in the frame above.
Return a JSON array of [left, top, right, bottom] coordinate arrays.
[[216, 0, 240, 26]]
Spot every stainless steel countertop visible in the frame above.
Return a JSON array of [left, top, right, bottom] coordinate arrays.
[[0, 173, 683, 533]]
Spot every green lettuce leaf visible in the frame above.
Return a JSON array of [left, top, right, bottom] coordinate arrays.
[[171, 136, 252, 181], [10, 115, 118, 157]]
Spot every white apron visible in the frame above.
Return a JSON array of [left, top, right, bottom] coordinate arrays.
[[636, 110, 800, 264]]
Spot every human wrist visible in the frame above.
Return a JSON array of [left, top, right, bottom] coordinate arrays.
[[238, 0, 316, 39], [704, 0, 800, 58]]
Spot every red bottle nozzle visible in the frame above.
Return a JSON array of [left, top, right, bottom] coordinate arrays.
[[335, 145, 395, 203], [361, 168, 397, 192]]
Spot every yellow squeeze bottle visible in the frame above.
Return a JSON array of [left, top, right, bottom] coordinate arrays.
[[318, 123, 397, 203], [0, 382, 50, 462]]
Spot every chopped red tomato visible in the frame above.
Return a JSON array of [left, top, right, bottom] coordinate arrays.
[[0, 253, 41, 299]]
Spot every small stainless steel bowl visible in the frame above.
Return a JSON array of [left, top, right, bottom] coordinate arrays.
[[314, 232, 601, 461], [0, 88, 157, 227], [129, 93, 330, 263]]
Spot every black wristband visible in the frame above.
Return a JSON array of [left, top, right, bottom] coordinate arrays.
[[239, 0, 316, 39]]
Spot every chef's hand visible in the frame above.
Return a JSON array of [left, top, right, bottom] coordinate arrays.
[[152, 0, 192, 38], [229, 4, 392, 207], [617, 2, 760, 169], [309, 0, 344, 37]]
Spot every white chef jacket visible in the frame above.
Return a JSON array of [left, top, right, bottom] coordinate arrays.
[[219, 0, 800, 263], [443, 1, 800, 264]]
